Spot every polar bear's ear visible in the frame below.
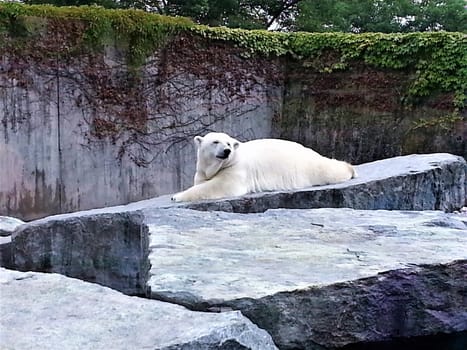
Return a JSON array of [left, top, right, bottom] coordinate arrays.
[[194, 136, 203, 147], [233, 141, 240, 149]]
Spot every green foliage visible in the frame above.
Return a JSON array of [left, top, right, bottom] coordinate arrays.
[[292, 31, 466, 107], [19, 0, 467, 32], [411, 113, 464, 132], [295, 0, 467, 33], [109, 0, 290, 29], [412, 0, 467, 32], [191, 27, 466, 107], [0, 3, 193, 66], [1, 4, 465, 108], [23, 0, 119, 9], [192, 25, 290, 57]]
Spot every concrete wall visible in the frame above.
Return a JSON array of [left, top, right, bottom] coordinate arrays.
[[1, 38, 282, 220], [1, 64, 62, 219], [1, 35, 464, 220], [274, 63, 466, 164]]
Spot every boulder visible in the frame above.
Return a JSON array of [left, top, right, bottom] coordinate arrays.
[[10, 211, 150, 295], [0, 236, 11, 269], [0, 268, 277, 350], [145, 208, 467, 349], [4, 152, 466, 349], [6, 153, 463, 216], [0, 216, 25, 237], [178, 153, 466, 213], [0, 216, 24, 269]]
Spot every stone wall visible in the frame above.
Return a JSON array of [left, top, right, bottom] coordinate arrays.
[[275, 62, 465, 164], [0, 33, 282, 220], [1, 21, 464, 220]]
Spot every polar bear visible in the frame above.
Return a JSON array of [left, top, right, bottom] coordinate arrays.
[[171, 132, 356, 202]]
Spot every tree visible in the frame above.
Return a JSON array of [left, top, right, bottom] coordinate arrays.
[[294, 0, 467, 33], [21, 0, 467, 32], [409, 0, 467, 32], [23, 0, 301, 29], [119, 0, 279, 28]]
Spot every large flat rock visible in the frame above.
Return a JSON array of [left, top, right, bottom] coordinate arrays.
[[179, 153, 466, 213], [104, 153, 465, 213], [10, 211, 150, 295], [4, 153, 463, 220], [2, 153, 466, 349], [146, 208, 467, 349], [0, 216, 24, 268], [0, 268, 277, 350], [0, 216, 25, 237]]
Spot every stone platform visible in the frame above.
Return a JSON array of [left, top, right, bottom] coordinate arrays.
[[177, 153, 466, 213], [1, 152, 466, 349], [145, 208, 467, 349], [0, 268, 277, 350]]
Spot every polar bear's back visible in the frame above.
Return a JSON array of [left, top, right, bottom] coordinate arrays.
[[238, 138, 354, 193]]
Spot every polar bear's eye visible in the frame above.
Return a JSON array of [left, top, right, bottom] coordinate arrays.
[[212, 141, 219, 144]]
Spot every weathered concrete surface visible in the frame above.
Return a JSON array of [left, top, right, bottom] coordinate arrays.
[[278, 64, 466, 165], [0, 236, 11, 269], [1, 28, 279, 221], [146, 208, 467, 349], [0, 268, 278, 350], [10, 211, 150, 295], [180, 153, 466, 213]]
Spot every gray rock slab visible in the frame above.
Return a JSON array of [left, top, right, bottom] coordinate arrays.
[[0, 236, 12, 269], [0, 216, 25, 237], [179, 153, 466, 213], [146, 208, 467, 349], [10, 211, 150, 295], [16, 153, 465, 221], [0, 216, 25, 269], [0, 268, 277, 350]]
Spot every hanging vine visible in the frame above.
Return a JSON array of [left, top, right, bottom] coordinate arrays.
[[0, 3, 464, 166]]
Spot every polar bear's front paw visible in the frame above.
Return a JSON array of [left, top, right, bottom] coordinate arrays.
[[171, 192, 184, 202]]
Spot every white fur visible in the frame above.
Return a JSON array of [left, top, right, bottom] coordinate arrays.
[[171, 132, 357, 202]]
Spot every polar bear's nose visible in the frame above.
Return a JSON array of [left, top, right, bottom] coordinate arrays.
[[216, 148, 231, 159]]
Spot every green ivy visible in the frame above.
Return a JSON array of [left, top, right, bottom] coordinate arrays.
[[1, 4, 465, 107], [191, 25, 290, 57], [0, 3, 193, 67], [411, 113, 464, 132], [192, 27, 466, 108]]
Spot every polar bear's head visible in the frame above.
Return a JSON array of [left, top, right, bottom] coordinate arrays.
[[195, 132, 240, 162], [194, 133, 240, 179]]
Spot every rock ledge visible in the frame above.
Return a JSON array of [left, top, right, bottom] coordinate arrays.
[[0, 268, 277, 350], [146, 208, 467, 349]]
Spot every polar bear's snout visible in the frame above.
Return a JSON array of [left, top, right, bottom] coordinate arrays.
[[217, 148, 231, 159]]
